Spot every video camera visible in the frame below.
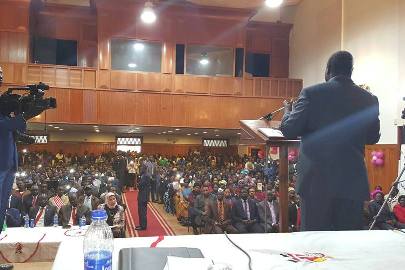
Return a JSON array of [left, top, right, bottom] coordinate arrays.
[[0, 82, 57, 144]]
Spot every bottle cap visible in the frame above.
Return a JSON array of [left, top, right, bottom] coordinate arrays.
[[91, 210, 107, 220]]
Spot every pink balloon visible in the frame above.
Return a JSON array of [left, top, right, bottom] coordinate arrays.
[[375, 158, 384, 166], [288, 155, 295, 161], [372, 156, 378, 161], [371, 151, 377, 157], [375, 151, 384, 159], [371, 159, 377, 165], [258, 150, 264, 159]]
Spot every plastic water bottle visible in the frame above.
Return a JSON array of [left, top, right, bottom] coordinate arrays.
[[84, 210, 113, 270], [53, 214, 59, 227], [79, 216, 86, 228], [24, 215, 29, 228]]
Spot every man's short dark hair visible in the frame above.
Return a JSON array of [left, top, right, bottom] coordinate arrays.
[[327, 51, 354, 77]]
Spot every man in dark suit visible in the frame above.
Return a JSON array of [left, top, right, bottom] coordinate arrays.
[[59, 192, 91, 227], [29, 194, 57, 227], [232, 188, 263, 233], [257, 190, 279, 233], [0, 65, 27, 229], [280, 51, 380, 231], [22, 184, 39, 214], [113, 153, 128, 193], [135, 165, 149, 230], [205, 189, 238, 234], [83, 185, 100, 211]]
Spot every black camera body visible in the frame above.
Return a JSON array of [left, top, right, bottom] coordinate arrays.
[[0, 82, 57, 144], [0, 82, 56, 116]]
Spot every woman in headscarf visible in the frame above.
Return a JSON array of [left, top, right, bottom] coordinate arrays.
[[98, 192, 125, 238]]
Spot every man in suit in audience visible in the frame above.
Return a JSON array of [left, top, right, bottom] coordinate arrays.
[[22, 184, 39, 214], [59, 192, 91, 227], [29, 193, 57, 227], [280, 51, 380, 231], [190, 185, 212, 235], [5, 187, 24, 227], [257, 189, 279, 233], [83, 185, 100, 211], [205, 189, 238, 234], [232, 187, 263, 233], [135, 165, 149, 231]]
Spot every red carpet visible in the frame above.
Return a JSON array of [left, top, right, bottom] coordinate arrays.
[[122, 191, 175, 237]]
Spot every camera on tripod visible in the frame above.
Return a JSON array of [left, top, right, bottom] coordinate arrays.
[[0, 82, 57, 144]]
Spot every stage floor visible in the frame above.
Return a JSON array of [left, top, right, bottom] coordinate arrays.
[[52, 230, 405, 270]]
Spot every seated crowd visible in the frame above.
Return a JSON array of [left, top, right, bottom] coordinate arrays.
[[6, 149, 405, 237]]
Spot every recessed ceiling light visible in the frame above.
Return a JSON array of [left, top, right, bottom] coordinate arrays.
[[168, 131, 173, 133], [59, 129, 64, 131], [187, 134, 191, 136], [203, 131, 208, 134], [265, 0, 283, 8], [48, 124, 53, 127], [237, 132, 241, 135], [93, 126, 98, 128], [140, 1, 157, 24], [135, 127, 140, 130], [157, 133, 161, 135], [162, 131, 166, 134], [215, 134, 220, 137], [214, 129, 219, 132], [175, 128, 180, 131], [95, 130, 100, 133], [54, 127, 60, 129], [194, 133, 199, 135], [128, 63, 137, 68]]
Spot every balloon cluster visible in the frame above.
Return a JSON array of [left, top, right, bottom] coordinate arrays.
[[258, 150, 265, 159], [288, 149, 298, 162], [371, 151, 384, 166]]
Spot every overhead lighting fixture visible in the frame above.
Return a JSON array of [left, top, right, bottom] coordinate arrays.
[[175, 128, 180, 131], [187, 134, 191, 136], [141, 1, 157, 24], [157, 133, 161, 135], [194, 133, 199, 135], [54, 126, 60, 129], [162, 131, 166, 134], [199, 53, 209, 65], [135, 127, 140, 130], [59, 129, 64, 131], [49, 124, 53, 127], [93, 126, 98, 128], [203, 131, 208, 134], [214, 129, 219, 132], [95, 130, 100, 133], [215, 134, 220, 137], [265, 0, 283, 8], [128, 63, 137, 68], [168, 131, 173, 133], [133, 43, 145, 51], [237, 132, 242, 135]]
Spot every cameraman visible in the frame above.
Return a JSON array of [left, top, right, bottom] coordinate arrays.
[[0, 66, 27, 230]]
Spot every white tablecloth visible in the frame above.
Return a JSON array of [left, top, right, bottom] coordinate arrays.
[[0, 226, 87, 263], [52, 230, 405, 270]]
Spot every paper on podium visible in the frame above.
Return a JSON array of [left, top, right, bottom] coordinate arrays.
[[164, 256, 213, 270], [258, 128, 284, 138]]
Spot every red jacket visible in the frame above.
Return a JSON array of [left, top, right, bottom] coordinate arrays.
[[393, 204, 405, 223]]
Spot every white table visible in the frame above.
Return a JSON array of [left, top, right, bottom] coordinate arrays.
[[0, 226, 87, 263], [52, 230, 405, 270]]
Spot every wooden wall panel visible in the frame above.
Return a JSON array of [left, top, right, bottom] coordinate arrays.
[[162, 42, 174, 74], [137, 73, 161, 92], [0, 32, 28, 63], [82, 90, 98, 123], [365, 144, 400, 194], [55, 68, 69, 87], [83, 69, 96, 88], [0, 1, 30, 32], [210, 77, 238, 95], [98, 69, 110, 88], [1, 62, 26, 84], [70, 90, 83, 122]]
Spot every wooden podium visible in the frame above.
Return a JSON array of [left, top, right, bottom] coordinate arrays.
[[240, 119, 300, 233]]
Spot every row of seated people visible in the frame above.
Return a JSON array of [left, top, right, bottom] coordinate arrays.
[[6, 182, 126, 237], [182, 183, 299, 234], [366, 191, 405, 230]]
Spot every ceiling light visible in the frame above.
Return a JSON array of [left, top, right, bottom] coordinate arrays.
[[59, 129, 64, 131], [141, 1, 157, 24], [194, 132, 199, 135], [214, 129, 219, 132], [265, 0, 284, 8], [93, 126, 98, 128], [128, 63, 137, 68], [135, 127, 140, 130], [203, 131, 208, 134], [48, 124, 53, 127], [187, 134, 191, 136], [54, 126, 60, 129], [237, 132, 242, 135], [175, 128, 180, 131], [133, 43, 145, 51], [95, 130, 100, 133], [162, 131, 166, 134], [157, 133, 161, 135], [168, 131, 173, 133], [215, 134, 220, 137]]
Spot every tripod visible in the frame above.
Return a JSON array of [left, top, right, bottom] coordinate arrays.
[[369, 161, 405, 230]]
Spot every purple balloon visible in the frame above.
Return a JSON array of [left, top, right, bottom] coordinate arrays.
[[375, 151, 384, 159], [375, 158, 384, 166], [371, 151, 377, 157]]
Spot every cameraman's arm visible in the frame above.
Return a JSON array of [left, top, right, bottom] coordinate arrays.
[[0, 115, 26, 132]]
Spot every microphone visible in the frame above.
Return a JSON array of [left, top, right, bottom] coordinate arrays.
[[259, 99, 296, 121], [259, 107, 284, 121]]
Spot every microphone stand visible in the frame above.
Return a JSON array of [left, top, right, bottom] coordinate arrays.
[[259, 107, 284, 121]]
